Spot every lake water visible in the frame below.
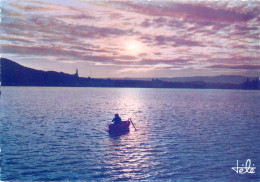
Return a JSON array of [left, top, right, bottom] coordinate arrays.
[[0, 87, 259, 181]]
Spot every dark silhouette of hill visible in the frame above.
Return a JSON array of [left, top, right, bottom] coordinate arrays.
[[1, 58, 80, 86], [1, 58, 259, 90]]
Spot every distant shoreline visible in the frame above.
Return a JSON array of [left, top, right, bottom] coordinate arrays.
[[1, 58, 259, 90], [2, 86, 260, 92]]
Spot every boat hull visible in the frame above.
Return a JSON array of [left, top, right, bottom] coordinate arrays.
[[108, 121, 130, 134]]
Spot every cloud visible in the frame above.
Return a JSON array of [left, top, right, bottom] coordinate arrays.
[[8, 1, 60, 12], [0, 35, 34, 44], [112, 1, 258, 24], [140, 19, 152, 28], [154, 35, 203, 47], [2, 1, 137, 40], [206, 64, 260, 70], [118, 63, 176, 74], [1, 44, 115, 62], [139, 58, 191, 65], [1, 1, 140, 62], [209, 57, 259, 64], [59, 13, 95, 20], [70, 45, 110, 53], [1, 0, 259, 78], [62, 25, 136, 39], [235, 25, 258, 31], [118, 67, 155, 73]]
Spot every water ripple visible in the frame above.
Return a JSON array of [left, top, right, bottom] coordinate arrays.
[[1, 87, 259, 181]]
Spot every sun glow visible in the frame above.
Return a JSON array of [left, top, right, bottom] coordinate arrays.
[[124, 39, 145, 56]]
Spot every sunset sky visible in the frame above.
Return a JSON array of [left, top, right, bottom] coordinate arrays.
[[1, 0, 259, 78]]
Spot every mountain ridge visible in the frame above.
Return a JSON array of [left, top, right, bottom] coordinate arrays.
[[111, 75, 254, 84], [1, 58, 259, 90]]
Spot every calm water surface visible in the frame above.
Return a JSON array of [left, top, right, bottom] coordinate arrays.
[[0, 87, 259, 181]]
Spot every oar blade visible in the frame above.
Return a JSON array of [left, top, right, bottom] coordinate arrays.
[[130, 118, 137, 131]]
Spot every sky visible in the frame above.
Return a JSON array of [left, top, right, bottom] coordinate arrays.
[[1, 0, 259, 78]]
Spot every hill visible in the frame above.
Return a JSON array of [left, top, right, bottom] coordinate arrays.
[[1, 58, 80, 86], [1, 58, 259, 90]]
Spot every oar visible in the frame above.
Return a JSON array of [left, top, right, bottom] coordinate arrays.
[[129, 118, 137, 131]]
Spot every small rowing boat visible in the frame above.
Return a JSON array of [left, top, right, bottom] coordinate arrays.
[[108, 118, 137, 134], [108, 120, 130, 134]]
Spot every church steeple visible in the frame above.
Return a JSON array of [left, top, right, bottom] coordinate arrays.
[[75, 68, 79, 77]]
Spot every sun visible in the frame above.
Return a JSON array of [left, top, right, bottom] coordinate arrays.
[[124, 39, 145, 56]]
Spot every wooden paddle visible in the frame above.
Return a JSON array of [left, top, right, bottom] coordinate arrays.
[[129, 118, 137, 131]]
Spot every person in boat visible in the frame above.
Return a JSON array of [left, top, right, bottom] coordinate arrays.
[[112, 114, 121, 124]]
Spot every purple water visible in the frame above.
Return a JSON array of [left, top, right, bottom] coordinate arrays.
[[0, 87, 259, 181]]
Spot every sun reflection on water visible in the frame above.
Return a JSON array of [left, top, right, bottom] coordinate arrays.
[[103, 88, 158, 180], [105, 129, 158, 180]]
